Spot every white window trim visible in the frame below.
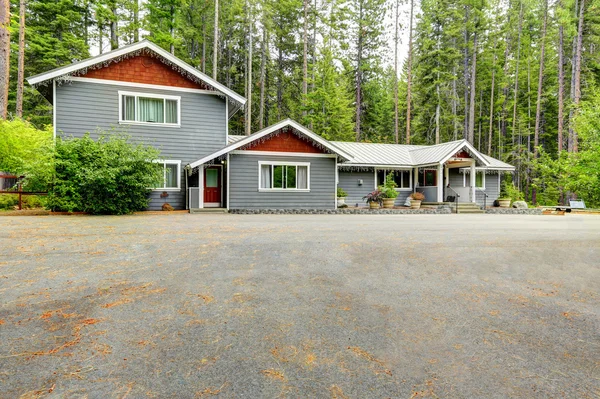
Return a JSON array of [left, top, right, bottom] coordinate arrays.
[[463, 170, 486, 189], [258, 161, 311, 192], [375, 168, 412, 190], [118, 90, 181, 127], [152, 159, 181, 191]]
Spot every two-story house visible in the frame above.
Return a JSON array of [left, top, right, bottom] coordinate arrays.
[[28, 40, 514, 211]]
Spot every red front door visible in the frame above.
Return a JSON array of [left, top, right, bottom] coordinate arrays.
[[204, 167, 221, 206]]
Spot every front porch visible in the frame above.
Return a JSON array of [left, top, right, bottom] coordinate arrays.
[[187, 162, 228, 210]]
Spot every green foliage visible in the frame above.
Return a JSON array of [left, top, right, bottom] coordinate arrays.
[[47, 134, 162, 214], [363, 189, 384, 204], [0, 195, 46, 211], [378, 173, 399, 198], [0, 119, 54, 191], [337, 187, 348, 197]]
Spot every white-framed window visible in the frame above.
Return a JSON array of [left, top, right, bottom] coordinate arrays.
[[153, 160, 181, 190], [375, 169, 412, 190], [258, 161, 310, 191], [463, 170, 485, 189], [119, 91, 181, 126]]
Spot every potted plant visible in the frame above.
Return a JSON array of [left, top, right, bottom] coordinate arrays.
[[363, 190, 384, 209], [337, 187, 348, 207], [379, 173, 399, 208], [409, 191, 425, 209], [498, 181, 512, 208]]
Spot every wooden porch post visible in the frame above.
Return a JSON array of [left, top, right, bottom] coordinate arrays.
[[413, 167, 418, 192], [470, 161, 476, 203], [198, 165, 204, 209], [437, 163, 443, 202]]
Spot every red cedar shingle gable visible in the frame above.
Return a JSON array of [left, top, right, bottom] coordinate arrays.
[[81, 55, 211, 90], [243, 130, 327, 154]]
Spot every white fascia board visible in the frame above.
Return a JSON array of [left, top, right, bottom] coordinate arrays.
[[189, 119, 352, 169], [439, 140, 490, 167], [27, 40, 246, 107], [338, 163, 414, 169]]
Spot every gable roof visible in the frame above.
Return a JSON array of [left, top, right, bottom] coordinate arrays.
[[409, 139, 490, 166], [189, 119, 354, 168], [331, 141, 423, 167], [27, 40, 246, 115]]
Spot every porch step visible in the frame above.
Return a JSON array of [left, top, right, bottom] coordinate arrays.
[[189, 208, 229, 214], [449, 202, 485, 214]]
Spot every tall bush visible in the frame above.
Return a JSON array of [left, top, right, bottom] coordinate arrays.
[[47, 134, 162, 214], [0, 119, 54, 191]]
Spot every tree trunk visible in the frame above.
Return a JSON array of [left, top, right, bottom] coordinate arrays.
[[245, 2, 253, 136], [557, 21, 564, 152], [511, 1, 523, 145], [568, 0, 578, 153], [435, 80, 440, 144], [213, 0, 219, 79], [487, 65, 495, 156], [355, 1, 364, 142], [468, 32, 477, 144], [393, 0, 399, 143], [463, 7, 470, 139], [405, 0, 414, 144], [277, 45, 283, 120], [302, 0, 308, 118], [532, 0, 548, 205], [259, 27, 267, 130], [478, 88, 483, 150], [16, 0, 25, 117], [571, 0, 585, 153], [0, 0, 10, 120], [170, 5, 175, 54], [202, 14, 206, 73], [133, 0, 139, 42], [110, 4, 118, 50]]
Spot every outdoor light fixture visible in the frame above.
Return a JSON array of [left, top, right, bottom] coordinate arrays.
[[358, 179, 363, 186]]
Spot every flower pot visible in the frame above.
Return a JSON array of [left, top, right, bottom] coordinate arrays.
[[369, 202, 380, 209], [498, 199, 511, 208], [337, 197, 346, 207], [410, 199, 422, 210], [382, 198, 395, 208]]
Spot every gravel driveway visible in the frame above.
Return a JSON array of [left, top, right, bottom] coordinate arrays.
[[1, 214, 599, 398]]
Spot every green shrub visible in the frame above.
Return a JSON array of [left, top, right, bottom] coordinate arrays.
[[378, 173, 399, 199], [337, 187, 348, 197], [0, 119, 54, 191], [0, 194, 46, 210], [47, 133, 162, 215]]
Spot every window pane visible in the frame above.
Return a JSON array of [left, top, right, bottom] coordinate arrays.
[[376, 170, 385, 186], [123, 95, 136, 121], [273, 165, 284, 188], [165, 164, 178, 188], [165, 99, 178, 123], [402, 171, 410, 188], [260, 164, 271, 188], [138, 97, 164, 123], [392, 171, 403, 187], [206, 169, 218, 188], [425, 170, 436, 186], [297, 166, 308, 189], [476, 171, 483, 187], [286, 166, 296, 189]]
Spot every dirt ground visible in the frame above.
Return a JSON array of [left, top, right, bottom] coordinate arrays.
[[1, 214, 599, 398]]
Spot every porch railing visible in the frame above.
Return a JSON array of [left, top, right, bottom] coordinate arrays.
[[445, 185, 460, 214], [475, 189, 489, 210]]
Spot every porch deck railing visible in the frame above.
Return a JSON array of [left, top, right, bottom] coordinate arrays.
[[0, 174, 48, 210], [445, 185, 460, 214], [475, 189, 489, 209], [188, 187, 201, 209]]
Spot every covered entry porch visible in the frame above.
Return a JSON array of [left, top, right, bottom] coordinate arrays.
[[186, 161, 228, 210]]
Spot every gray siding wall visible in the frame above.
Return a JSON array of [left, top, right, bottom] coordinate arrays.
[[229, 153, 336, 209], [338, 169, 412, 207], [55, 80, 228, 210]]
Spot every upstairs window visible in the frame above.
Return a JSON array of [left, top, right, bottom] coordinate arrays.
[[259, 162, 309, 191], [119, 91, 180, 126]]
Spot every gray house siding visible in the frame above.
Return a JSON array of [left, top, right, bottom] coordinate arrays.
[[338, 169, 413, 207], [55, 80, 227, 210], [338, 170, 374, 207], [446, 169, 501, 206], [229, 153, 336, 209]]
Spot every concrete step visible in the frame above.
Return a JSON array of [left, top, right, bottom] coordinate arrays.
[[190, 208, 228, 214], [456, 209, 485, 214]]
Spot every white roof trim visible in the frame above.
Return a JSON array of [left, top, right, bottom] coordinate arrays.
[[27, 40, 246, 106], [189, 119, 353, 168], [437, 140, 490, 167]]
